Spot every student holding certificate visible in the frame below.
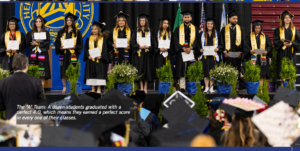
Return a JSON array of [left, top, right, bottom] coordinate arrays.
[[107, 11, 131, 65], [155, 17, 173, 78], [197, 18, 224, 93], [273, 10, 300, 86], [83, 21, 108, 93], [131, 13, 157, 93], [0, 16, 26, 73], [244, 20, 273, 86], [55, 13, 83, 94], [26, 15, 51, 88]]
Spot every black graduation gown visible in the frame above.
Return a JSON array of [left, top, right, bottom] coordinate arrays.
[[26, 30, 51, 80], [197, 31, 224, 77], [0, 31, 26, 73], [131, 28, 157, 82], [83, 37, 108, 84], [107, 28, 132, 64], [55, 29, 83, 78], [220, 25, 245, 77], [173, 24, 198, 78], [154, 33, 173, 79], [273, 27, 300, 79], [243, 33, 273, 78]]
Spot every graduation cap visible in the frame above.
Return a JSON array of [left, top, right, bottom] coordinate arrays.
[[219, 103, 236, 117], [252, 20, 264, 26], [181, 10, 193, 16], [127, 90, 146, 104], [279, 10, 294, 19], [273, 87, 300, 108], [65, 13, 78, 21], [39, 125, 96, 147], [206, 18, 216, 23], [7, 16, 20, 23], [36, 15, 47, 24], [114, 11, 130, 19], [92, 21, 106, 30], [227, 10, 238, 18], [159, 17, 171, 22], [163, 91, 195, 108], [253, 95, 267, 105], [138, 13, 150, 19], [208, 97, 225, 111]]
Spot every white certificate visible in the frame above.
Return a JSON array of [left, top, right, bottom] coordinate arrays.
[[34, 32, 46, 40], [7, 40, 19, 50], [62, 39, 74, 49], [88, 48, 101, 59], [228, 52, 242, 58], [116, 38, 127, 48], [140, 38, 151, 47], [203, 46, 217, 56], [158, 40, 170, 49], [254, 49, 265, 55], [181, 51, 195, 62]]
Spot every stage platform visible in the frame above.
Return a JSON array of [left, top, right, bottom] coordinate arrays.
[[45, 90, 275, 117]]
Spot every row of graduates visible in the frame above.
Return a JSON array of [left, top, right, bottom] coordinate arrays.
[[1, 9, 299, 94]]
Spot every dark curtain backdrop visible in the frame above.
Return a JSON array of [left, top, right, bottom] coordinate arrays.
[[0, 3, 15, 35], [99, 3, 252, 35]]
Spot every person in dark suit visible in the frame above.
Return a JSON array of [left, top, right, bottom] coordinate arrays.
[[0, 53, 45, 119]]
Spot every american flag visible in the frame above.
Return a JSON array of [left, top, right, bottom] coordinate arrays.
[[199, 3, 206, 33]]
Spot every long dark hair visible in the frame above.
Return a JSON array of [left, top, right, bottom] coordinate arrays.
[[280, 13, 295, 29], [158, 20, 171, 39], [138, 18, 149, 32], [205, 21, 216, 38], [114, 17, 130, 30], [31, 16, 47, 35], [61, 16, 77, 37], [207, 108, 224, 134]]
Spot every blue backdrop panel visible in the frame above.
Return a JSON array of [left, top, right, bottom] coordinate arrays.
[[15, 2, 99, 90]]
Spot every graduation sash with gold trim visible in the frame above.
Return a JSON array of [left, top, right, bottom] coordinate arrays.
[[179, 23, 196, 47], [89, 35, 103, 63], [250, 32, 266, 65], [60, 30, 78, 64], [5, 31, 21, 57], [280, 26, 296, 53], [137, 29, 151, 57], [225, 24, 242, 51], [113, 27, 131, 63]]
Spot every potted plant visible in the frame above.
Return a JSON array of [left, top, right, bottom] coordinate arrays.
[[209, 62, 238, 94], [269, 48, 277, 92], [66, 61, 81, 96], [27, 65, 41, 78], [244, 60, 261, 94], [0, 68, 9, 119], [191, 83, 208, 118], [156, 60, 173, 94], [186, 61, 204, 94], [257, 78, 270, 104], [280, 57, 297, 90], [106, 62, 140, 95]]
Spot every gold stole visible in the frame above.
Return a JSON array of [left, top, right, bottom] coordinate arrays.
[[138, 31, 149, 57], [179, 23, 196, 47], [60, 31, 77, 54], [204, 34, 216, 60], [280, 26, 296, 53], [113, 27, 131, 53], [225, 24, 242, 51], [250, 32, 266, 58], [89, 35, 103, 63], [5, 31, 21, 57]]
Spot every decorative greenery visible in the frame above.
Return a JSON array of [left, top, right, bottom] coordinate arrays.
[[192, 83, 209, 118], [156, 60, 174, 95], [186, 61, 204, 82], [230, 79, 238, 97], [27, 65, 41, 78], [257, 79, 270, 103], [66, 61, 81, 96], [244, 60, 261, 82], [106, 62, 140, 94], [270, 48, 277, 83], [280, 57, 297, 90], [209, 62, 239, 85]]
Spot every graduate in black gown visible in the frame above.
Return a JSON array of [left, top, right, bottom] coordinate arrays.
[[26, 15, 51, 88], [244, 20, 273, 86], [155, 17, 173, 78], [55, 13, 83, 93], [273, 10, 300, 87], [173, 10, 198, 93], [131, 13, 157, 94], [0, 16, 26, 73], [197, 18, 224, 93], [220, 10, 245, 92], [107, 11, 131, 65], [83, 21, 108, 93]]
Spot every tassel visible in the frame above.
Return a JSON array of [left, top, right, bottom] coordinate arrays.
[[64, 50, 66, 54], [92, 58, 95, 62], [166, 57, 167, 65], [204, 56, 206, 60], [138, 50, 141, 57], [96, 59, 99, 63]]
